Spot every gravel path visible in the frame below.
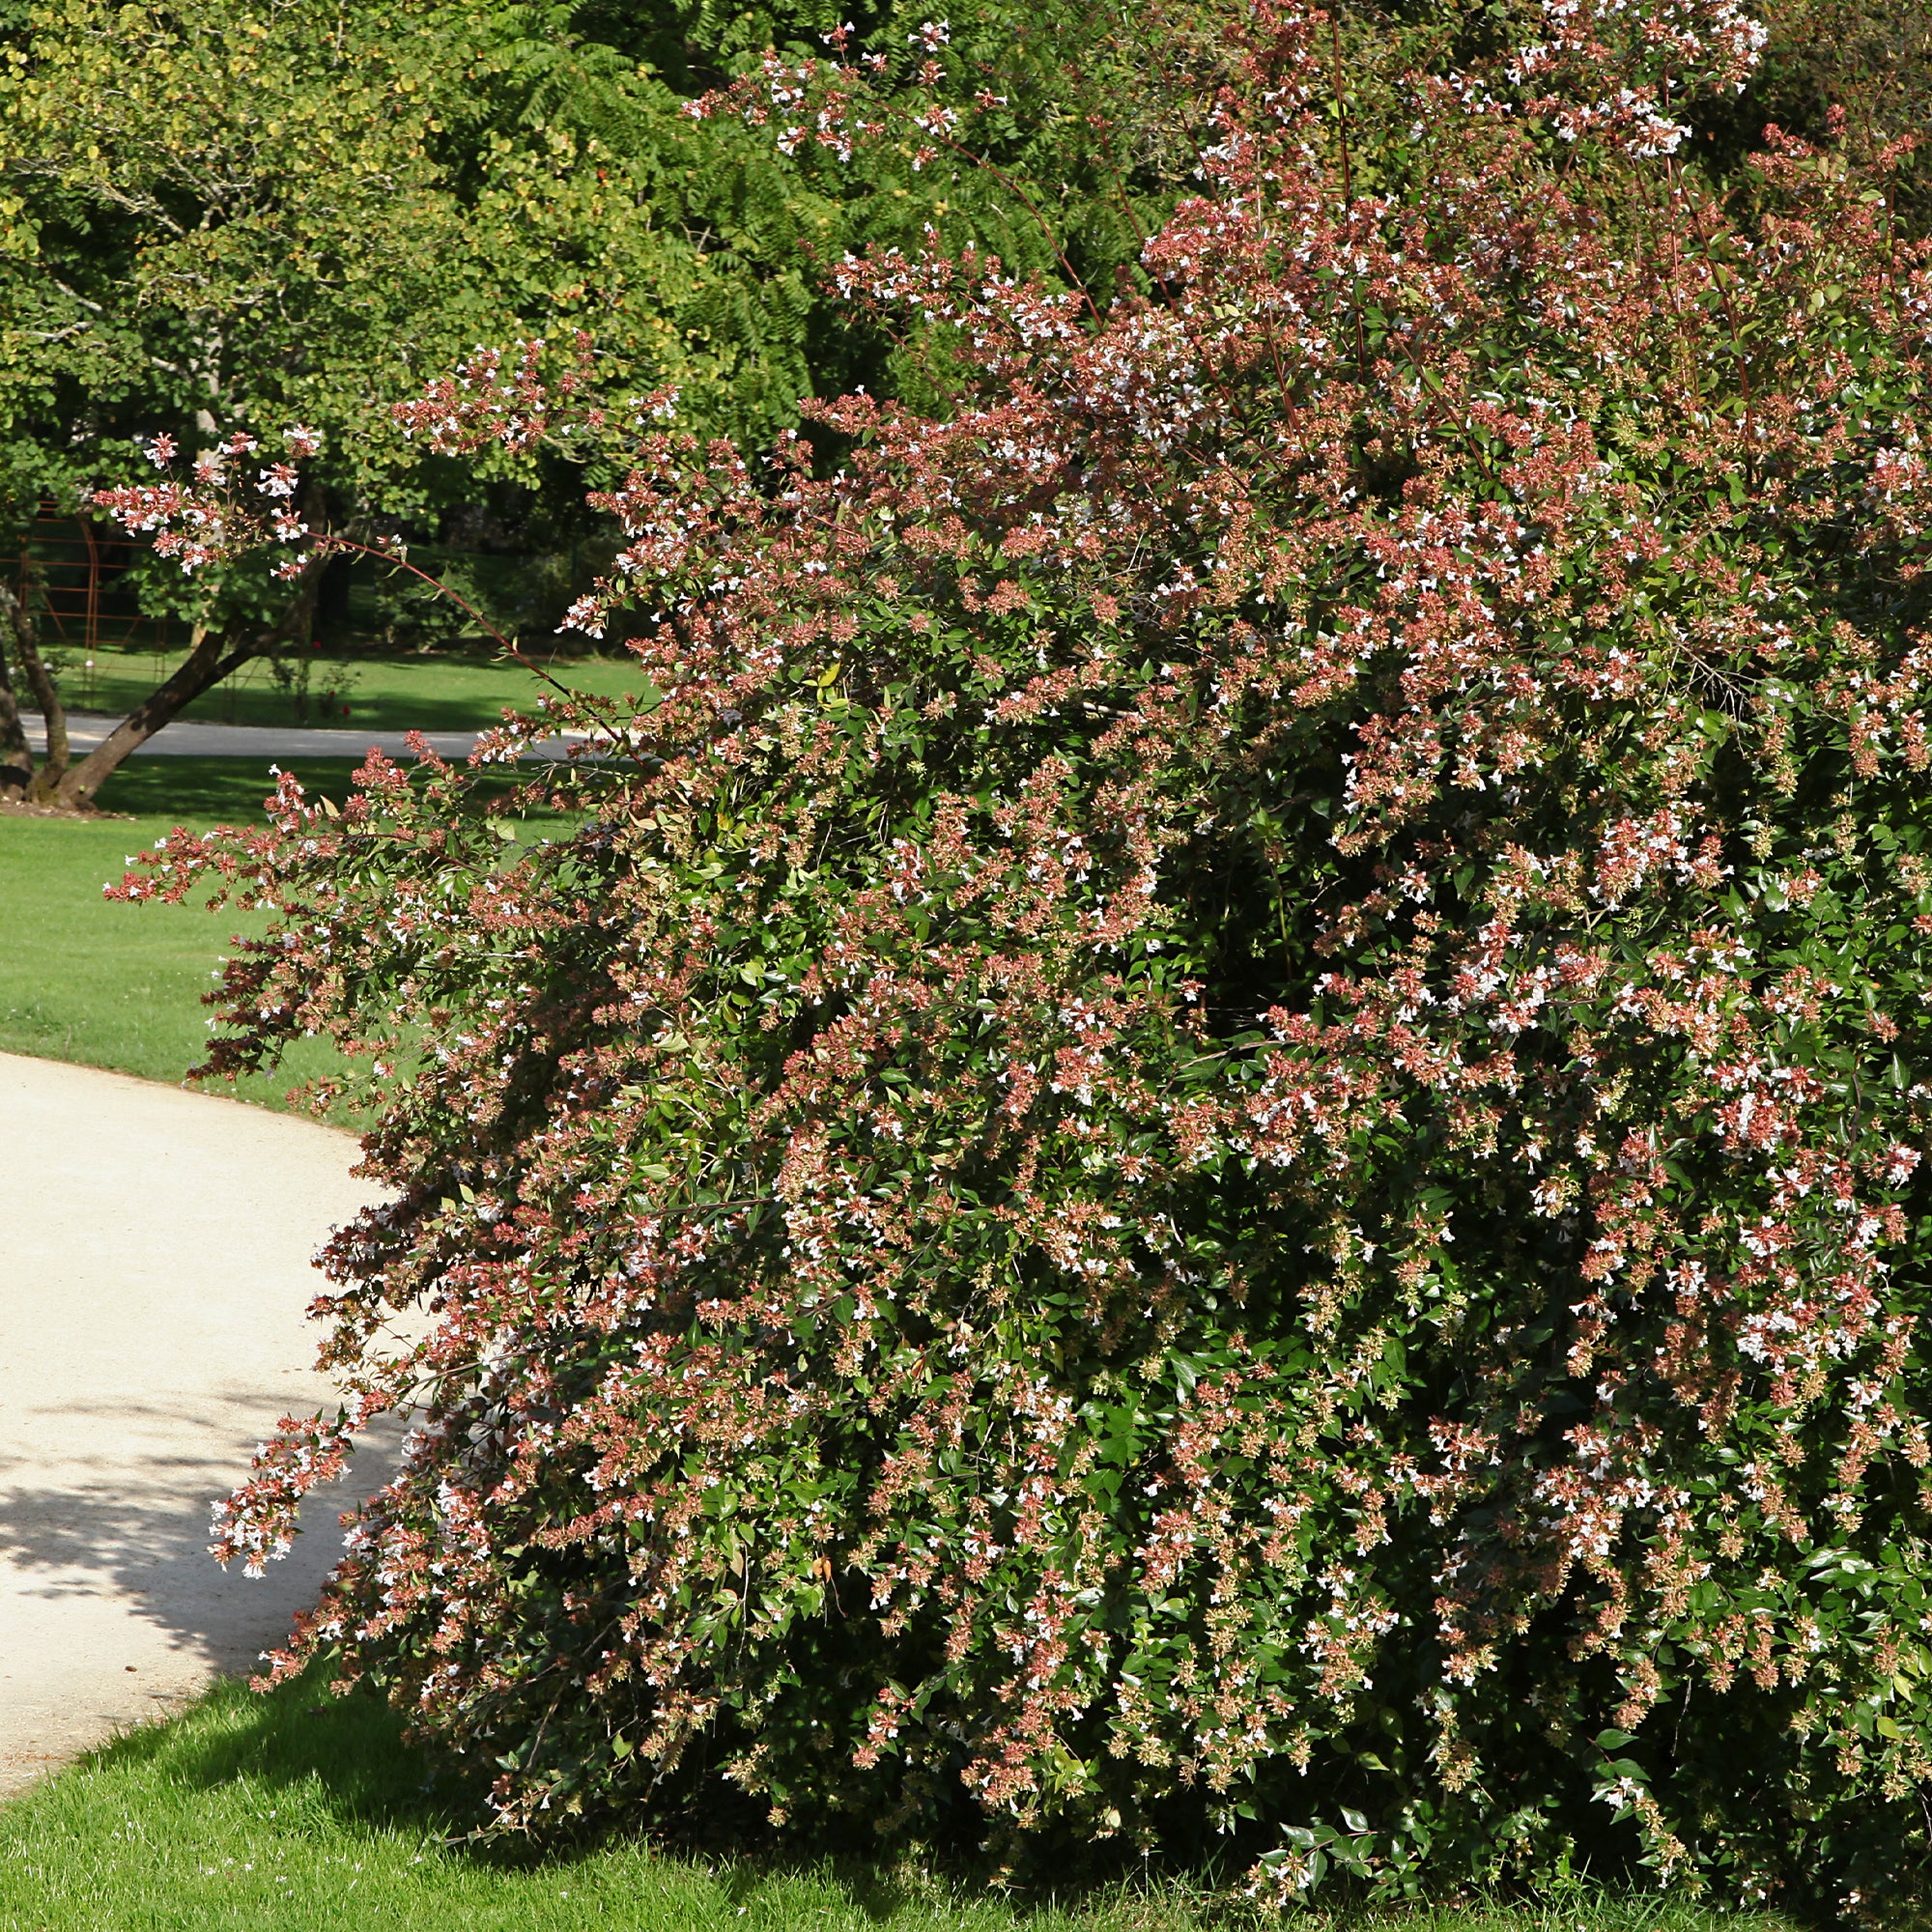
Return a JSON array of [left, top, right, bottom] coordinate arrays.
[[23, 708, 586, 761], [0, 1053, 395, 1796]]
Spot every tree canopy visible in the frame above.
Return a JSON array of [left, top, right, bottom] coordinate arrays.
[[0, 0, 1186, 804]]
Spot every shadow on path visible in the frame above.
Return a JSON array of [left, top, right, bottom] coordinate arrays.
[[0, 1396, 402, 1673]]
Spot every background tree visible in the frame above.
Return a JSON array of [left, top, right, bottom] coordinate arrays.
[[0, 0, 1194, 808], [5, 0, 1914, 810]]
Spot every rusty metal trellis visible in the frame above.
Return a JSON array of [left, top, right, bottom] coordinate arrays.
[[18, 501, 153, 653]]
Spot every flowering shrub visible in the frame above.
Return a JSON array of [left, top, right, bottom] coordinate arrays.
[[113, 0, 1932, 1909]]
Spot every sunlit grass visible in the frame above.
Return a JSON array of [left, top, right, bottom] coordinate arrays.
[[0, 1676, 1799, 1932], [0, 757, 562, 1109], [66, 643, 650, 735], [0, 779, 357, 1104]]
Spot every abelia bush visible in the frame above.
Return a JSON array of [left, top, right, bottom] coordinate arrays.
[[113, 0, 1932, 1909]]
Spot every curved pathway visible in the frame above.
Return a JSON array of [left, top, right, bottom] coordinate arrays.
[[0, 1053, 395, 1796]]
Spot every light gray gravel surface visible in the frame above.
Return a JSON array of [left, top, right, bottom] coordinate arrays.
[[22, 709, 589, 761], [0, 1053, 399, 1796]]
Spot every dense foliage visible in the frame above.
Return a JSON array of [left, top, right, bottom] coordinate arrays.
[[115, 0, 1932, 1912], [0, 0, 1179, 539], [0, 0, 1182, 803]]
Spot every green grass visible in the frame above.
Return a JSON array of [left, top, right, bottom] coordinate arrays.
[[1, 756, 556, 1108], [90, 753, 543, 822], [64, 643, 649, 734], [93, 754, 368, 821], [0, 1678, 1794, 1932], [0, 763, 367, 1102]]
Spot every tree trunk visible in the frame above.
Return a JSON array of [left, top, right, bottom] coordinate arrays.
[[51, 624, 254, 810], [45, 542, 322, 811], [0, 678, 30, 801], [0, 597, 30, 800], [0, 581, 64, 799]]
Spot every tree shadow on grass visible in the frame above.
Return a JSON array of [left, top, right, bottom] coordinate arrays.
[[72, 1672, 1199, 1928], [94, 754, 555, 826], [81, 1669, 462, 1840], [93, 756, 366, 821]]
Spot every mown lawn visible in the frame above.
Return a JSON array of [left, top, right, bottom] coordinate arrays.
[[0, 764, 363, 1100], [0, 756, 549, 1100], [94, 753, 367, 822], [92, 752, 536, 822], [0, 1677, 1790, 1932], [67, 643, 650, 734]]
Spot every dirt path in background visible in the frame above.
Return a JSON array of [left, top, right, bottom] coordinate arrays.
[[0, 1052, 398, 1797]]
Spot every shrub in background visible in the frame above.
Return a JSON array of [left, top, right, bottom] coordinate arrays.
[[114, 0, 1932, 1912]]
